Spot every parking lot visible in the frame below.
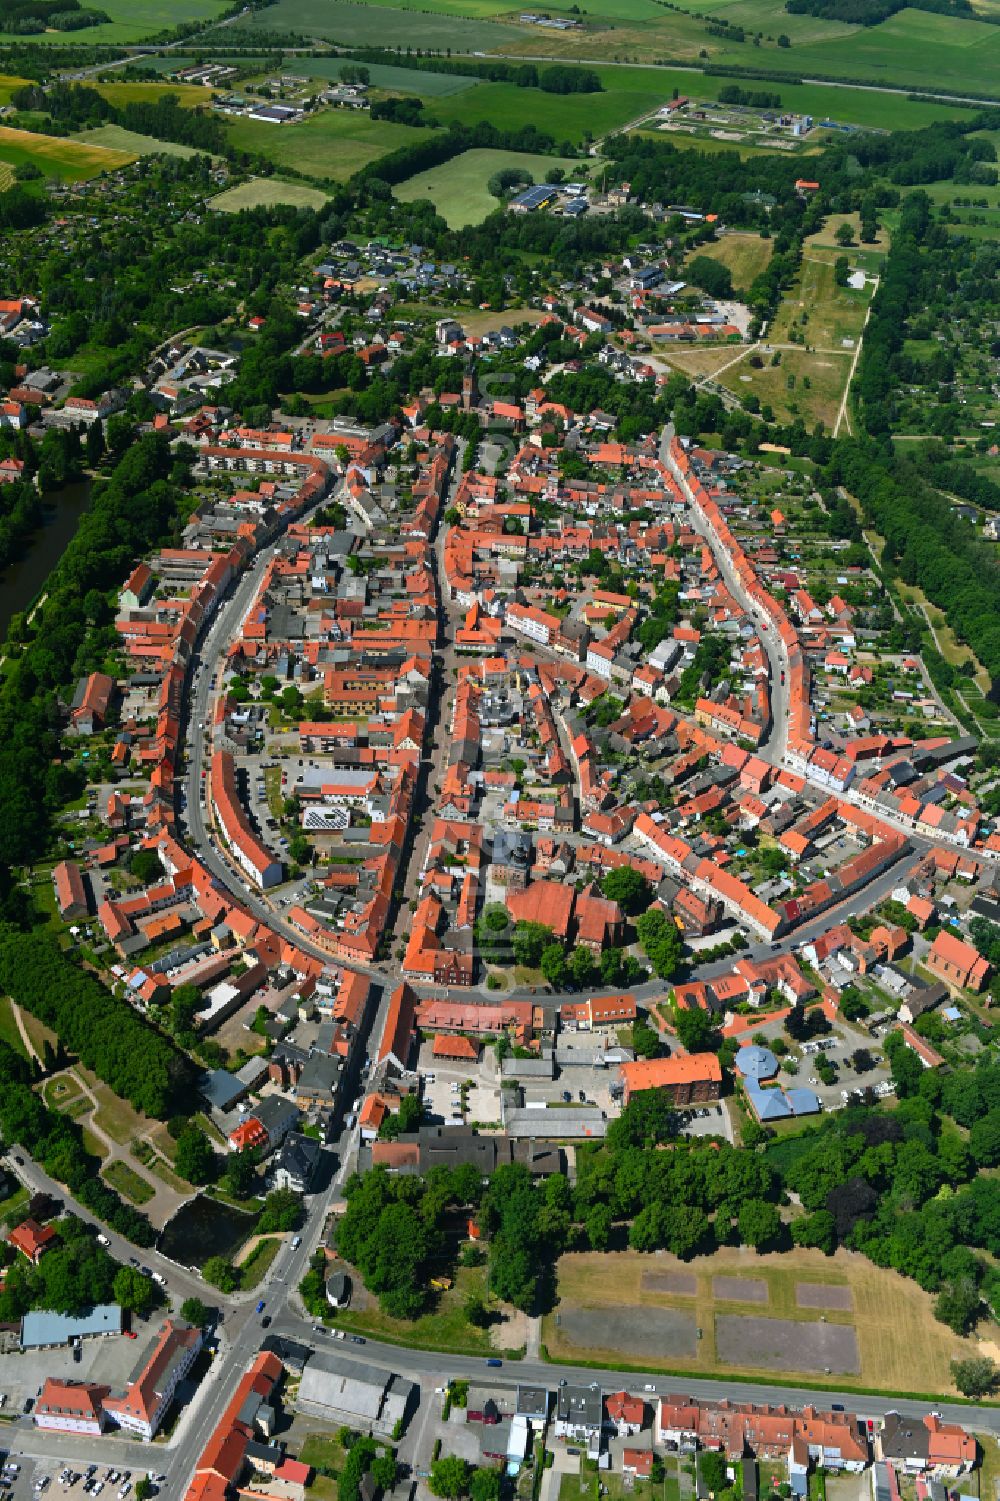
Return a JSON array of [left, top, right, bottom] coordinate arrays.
[[0, 1322, 159, 1416], [417, 1045, 503, 1128]]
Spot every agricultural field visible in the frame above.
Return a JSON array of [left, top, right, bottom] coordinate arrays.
[[25, 0, 230, 44], [236, 0, 1000, 92], [426, 73, 667, 145], [691, 232, 773, 293], [0, 126, 136, 182], [298, 56, 484, 96], [227, 0, 525, 51], [224, 109, 428, 183], [543, 1247, 990, 1396], [90, 81, 215, 110], [74, 125, 206, 161], [394, 148, 582, 227], [208, 177, 331, 211]]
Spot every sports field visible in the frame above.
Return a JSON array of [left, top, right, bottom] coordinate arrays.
[[224, 110, 428, 182], [25, 0, 230, 43], [75, 125, 205, 160], [543, 1247, 989, 1396], [0, 126, 136, 182], [209, 177, 330, 211], [394, 148, 583, 226]]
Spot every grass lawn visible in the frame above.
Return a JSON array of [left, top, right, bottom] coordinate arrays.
[[0, 1186, 29, 1230], [0, 125, 136, 181], [716, 345, 854, 431], [395, 148, 582, 226], [238, 1236, 282, 1290], [769, 255, 873, 349], [209, 177, 331, 212], [332, 1263, 519, 1355], [691, 232, 773, 293], [90, 82, 212, 109], [0, 997, 28, 1060], [805, 213, 890, 257], [300, 1431, 348, 1497], [74, 125, 206, 160], [543, 1248, 985, 1397], [102, 1159, 155, 1206], [224, 110, 428, 183], [0, 75, 32, 106], [27, 0, 229, 43]]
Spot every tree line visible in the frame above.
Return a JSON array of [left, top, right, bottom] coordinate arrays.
[[0, 927, 197, 1117]]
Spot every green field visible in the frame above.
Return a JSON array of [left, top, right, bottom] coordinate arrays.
[[420, 60, 973, 143], [427, 70, 667, 144], [228, 0, 525, 49], [224, 109, 428, 182], [25, 0, 230, 43], [209, 176, 331, 211], [299, 56, 483, 96], [234, 0, 1000, 94], [0, 74, 31, 106], [75, 125, 205, 160], [0, 126, 136, 181], [395, 147, 583, 225], [91, 81, 214, 109]]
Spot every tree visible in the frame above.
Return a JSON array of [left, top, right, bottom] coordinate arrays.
[[174, 1126, 217, 1186], [951, 1356, 998, 1398], [130, 849, 162, 885], [180, 1296, 208, 1325], [134, 1480, 152, 1501], [738, 1198, 782, 1251], [512, 922, 552, 968], [674, 1005, 717, 1053], [570, 944, 597, 988], [835, 221, 855, 247], [223, 1149, 259, 1199], [470, 1470, 502, 1501], [203, 1256, 238, 1293], [935, 1276, 981, 1335], [636, 908, 684, 980], [601, 865, 652, 916], [113, 1264, 155, 1316], [429, 1457, 471, 1499], [540, 942, 568, 989]]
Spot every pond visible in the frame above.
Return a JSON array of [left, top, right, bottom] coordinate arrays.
[[0, 479, 92, 640], [158, 1193, 257, 1268]]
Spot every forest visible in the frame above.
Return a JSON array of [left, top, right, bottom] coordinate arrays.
[[785, 0, 972, 23]]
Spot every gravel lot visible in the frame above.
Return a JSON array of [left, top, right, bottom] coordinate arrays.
[[716, 1314, 860, 1374]]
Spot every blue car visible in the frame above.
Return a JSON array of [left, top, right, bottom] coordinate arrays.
[[486, 1358, 502, 1368], [256, 1300, 266, 1315]]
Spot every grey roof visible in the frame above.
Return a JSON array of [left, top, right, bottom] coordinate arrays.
[[557, 1382, 603, 1426], [200, 1068, 245, 1111], [505, 1109, 606, 1140], [22, 1305, 122, 1347], [734, 1044, 778, 1081]]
